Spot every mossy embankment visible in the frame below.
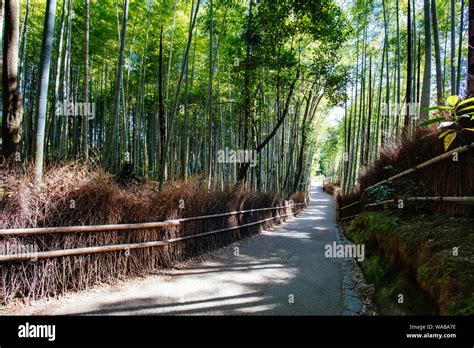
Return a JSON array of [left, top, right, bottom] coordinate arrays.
[[342, 210, 474, 315]]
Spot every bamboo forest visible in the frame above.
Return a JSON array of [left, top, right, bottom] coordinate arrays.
[[0, 0, 473, 332]]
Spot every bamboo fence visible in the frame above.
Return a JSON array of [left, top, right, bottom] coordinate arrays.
[[0, 202, 307, 263], [337, 142, 474, 220]]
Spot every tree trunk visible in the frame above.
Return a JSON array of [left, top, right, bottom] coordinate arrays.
[[451, 0, 456, 94], [2, 0, 23, 159], [237, 68, 300, 183], [469, 0, 474, 96], [457, 0, 465, 95], [18, 0, 29, 97], [405, 0, 412, 134], [365, 55, 372, 162], [207, 0, 213, 189], [382, 0, 390, 145], [82, 0, 90, 159], [432, 0, 443, 103], [158, 26, 166, 181], [51, 0, 66, 151], [420, 0, 432, 119], [34, 0, 57, 179], [0, 0, 3, 90], [110, 0, 129, 171], [158, 0, 200, 188], [396, 0, 401, 136]]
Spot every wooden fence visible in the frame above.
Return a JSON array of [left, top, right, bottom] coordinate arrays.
[[337, 142, 474, 221], [0, 202, 307, 263]]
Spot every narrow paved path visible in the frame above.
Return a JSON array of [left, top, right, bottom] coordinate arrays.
[[10, 184, 357, 315]]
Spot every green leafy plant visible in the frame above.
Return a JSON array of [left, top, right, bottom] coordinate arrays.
[[419, 95, 474, 151], [366, 184, 395, 203]]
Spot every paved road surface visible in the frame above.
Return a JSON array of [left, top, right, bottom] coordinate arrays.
[[10, 184, 363, 315]]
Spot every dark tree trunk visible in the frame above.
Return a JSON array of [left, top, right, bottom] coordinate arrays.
[[82, 0, 90, 159], [405, 0, 412, 134], [432, 0, 443, 102], [468, 0, 474, 96], [2, 0, 23, 159], [158, 26, 166, 181]]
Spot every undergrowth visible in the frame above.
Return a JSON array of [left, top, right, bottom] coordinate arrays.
[[0, 162, 308, 305], [338, 127, 474, 218]]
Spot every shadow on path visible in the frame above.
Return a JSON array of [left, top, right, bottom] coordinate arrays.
[[63, 184, 344, 316]]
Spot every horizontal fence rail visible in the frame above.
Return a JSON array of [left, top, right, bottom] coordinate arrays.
[[175, 203, 306, 222], [337, 142, 474, 219], [168, 209, 303, 243], [0, 203, 307, 236], [365, 196, 474, 208], [0, 241, 170, 263], [0, 202, 307, 263], [0, 221, 180, 236], [338, 200, 361, 211], [339, 214, 360, 222]]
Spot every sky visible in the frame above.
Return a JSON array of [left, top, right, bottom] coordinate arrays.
[[326, 106, 345, 127]]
